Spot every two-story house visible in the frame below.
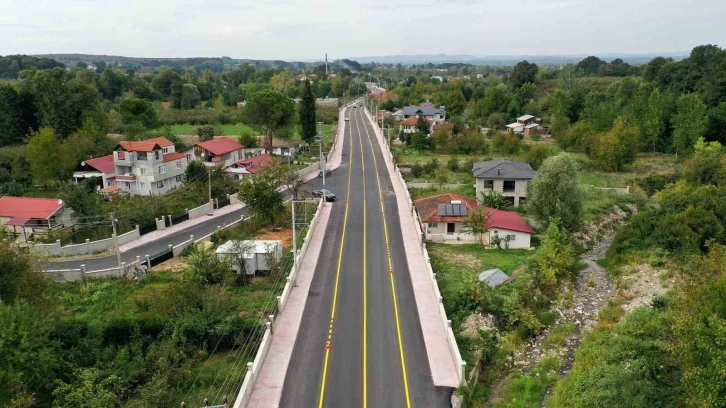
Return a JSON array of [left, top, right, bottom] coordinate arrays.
[[225, 153, 277, 180], [72, 154, 116, 190], [401, 104, 446, 123], [183, 137, 245, 168], [399, 116, 433, 134], [506, 114, 547, 136], [473, 160, 536, 207], [112, 137, 188, 196]]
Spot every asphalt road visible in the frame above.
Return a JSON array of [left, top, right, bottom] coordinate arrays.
[[281, 106, 452, 407], [49, 169, 329, 272]]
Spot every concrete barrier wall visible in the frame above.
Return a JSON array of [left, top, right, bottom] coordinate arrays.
[[33, 240, 61, 256], [44, 269, 84, 282], [155, 218, 166, 231], [172, 238, 193, 257], [33, 225, 141, 257], [116, 226, 140, 246], [189, 202, 212, 220], [407, 182, 470, 190], [230, 193, 241, 205]]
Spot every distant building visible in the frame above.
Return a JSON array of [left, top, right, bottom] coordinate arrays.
[[473, 160, 536, 207], [73, 154, 116, 190], [225, 153, 277, 180], [112, 137, 188, 196], [184, 137, 245, 168], [401, 103, 446, 123], [399, 116, 433, 134], [0, 196, 74, 241], [260, 137, 301, 157], [506, 114, 548, 136]]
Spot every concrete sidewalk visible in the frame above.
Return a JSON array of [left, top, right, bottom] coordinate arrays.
[[246, 204, 332, 407], [367, 110, 461, 387]]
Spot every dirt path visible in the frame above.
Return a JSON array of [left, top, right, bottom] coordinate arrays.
[[486, 236, 617, 406]]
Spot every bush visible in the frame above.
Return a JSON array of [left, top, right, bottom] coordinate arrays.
[[423, 158, 440, 174], [447, 157, 460, 172], [410, 162, 423, 178]]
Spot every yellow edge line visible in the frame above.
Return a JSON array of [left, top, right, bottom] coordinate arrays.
[[360, 106, 412, 407], [318, 105, 356, 408], [356, 107, 369, 408]]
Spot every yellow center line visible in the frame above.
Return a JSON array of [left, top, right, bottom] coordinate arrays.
[[318, 104, 356, 408], [360, 105, 412, 408]]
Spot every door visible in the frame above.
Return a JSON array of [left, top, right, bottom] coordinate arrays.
[[447, 223, 455, 235]]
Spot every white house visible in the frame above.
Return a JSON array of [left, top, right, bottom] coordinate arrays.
[[0, 196, 74, 241], [414, 193, 534, 248], [73, 154, 116, 190], [473, 160, 537, 207], [112, 137, 188, 196], [184, 137, 246, 168]]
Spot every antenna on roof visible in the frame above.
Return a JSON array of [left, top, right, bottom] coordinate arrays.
[[325, 53, 328, 76]]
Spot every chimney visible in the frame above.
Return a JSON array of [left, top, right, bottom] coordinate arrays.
[[497, 168, 501, 176]]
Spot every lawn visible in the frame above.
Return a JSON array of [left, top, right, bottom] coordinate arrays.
[[581, 186, 644, 222], [428, 243, 533, 300]]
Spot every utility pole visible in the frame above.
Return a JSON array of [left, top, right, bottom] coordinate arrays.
[[317, 121, 325, 190], [207, 165, 213, 216], [110, 213, 122, 271]]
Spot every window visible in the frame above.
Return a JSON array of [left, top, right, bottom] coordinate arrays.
[[176, 161, 182, 170], [157, 181, 164, 189], [140, 182, 147, 191], [162, 147, 170, 154], [155, 151, 160, 160], [483, 180, 494, 189], [139, 168, 146, 175], [428, 222, 438, 228], [159, 165, 167, 174], [506, 235, 516, 242], [137, 152, 147, 161], [503, 180, 516, 192], [175, 175, 182, 183]]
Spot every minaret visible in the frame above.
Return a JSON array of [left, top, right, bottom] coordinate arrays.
[[325, 53, 328, 76]]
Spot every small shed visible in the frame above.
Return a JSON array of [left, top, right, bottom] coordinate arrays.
[[478, 268, 509, 288], [216, 240, 282, 275]]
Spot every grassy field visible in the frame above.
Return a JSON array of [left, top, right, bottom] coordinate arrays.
[[428, 243, 533, 300], [150, 123, 258, 136]]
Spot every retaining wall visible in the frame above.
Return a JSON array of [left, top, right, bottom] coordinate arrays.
[[189, 202, 213, 220]]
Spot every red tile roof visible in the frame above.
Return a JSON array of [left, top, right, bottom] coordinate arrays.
[[414, 193, 534, 234], [0, 196, 64, 220], [118, 137, 174, 152], [400, 117, 433, 126], [163, 152, 186, 163], [415, 193, 477, 223], [101, 186, 121, 193], [486, 208, 535, 234], [232, 153, 276, 174], [196, 137, 244, 156], [83, 155, 115, 174]]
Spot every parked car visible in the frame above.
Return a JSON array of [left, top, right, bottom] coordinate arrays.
[[312, 189, 336, 201], [318, 168, 331, 178]]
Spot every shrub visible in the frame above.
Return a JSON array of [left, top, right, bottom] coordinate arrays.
[[410, 162, 423, 178], [423, 158, 440, 174], [447, 157, 460, 172]]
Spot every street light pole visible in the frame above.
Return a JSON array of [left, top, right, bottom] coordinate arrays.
[[317, 121, 325, 190], [110, 213, 122, 271]]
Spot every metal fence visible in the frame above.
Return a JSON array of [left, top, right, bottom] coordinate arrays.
[[148, 248, 173, 267], [139, 222, 157, 236], [170, 211, 190, 226], [218, 198, 231, 209]]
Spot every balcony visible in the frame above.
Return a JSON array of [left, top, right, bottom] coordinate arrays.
[[114, 151, 134, 166], [115, 174, 136, 182]]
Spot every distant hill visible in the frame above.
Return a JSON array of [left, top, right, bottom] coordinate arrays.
[[347, 52, 688, 66]]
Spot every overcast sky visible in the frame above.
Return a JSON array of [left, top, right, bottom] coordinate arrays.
[[1, 0, 724, 60]]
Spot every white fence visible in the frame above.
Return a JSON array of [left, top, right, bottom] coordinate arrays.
[[189, 201, 213, 220], [44, 258, 146, 282], [365, 104, 466, 385], [31, 226, 140, 257]]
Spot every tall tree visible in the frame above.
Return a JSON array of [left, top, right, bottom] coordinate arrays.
[[527, 153, 583, 232], [509, 60, 538, 89], [245, 88, 295, 151], [237, 166, 285, 226], [460, 206, 490, 246], [179, 84, 201, 109], [0, 84, 36, 147], [591, 117, 640, 171], [672, 93, 709, 157], [300, 80, 317, 143], [26, 127, 67, 183]]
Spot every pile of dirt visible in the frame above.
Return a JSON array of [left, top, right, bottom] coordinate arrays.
[[257, 228, 293, 248], [573, 204, 636, 248], [619, 264, 671, 313], [460, 312, 495, 338]]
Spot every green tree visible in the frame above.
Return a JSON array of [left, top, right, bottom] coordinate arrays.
[[532, 220, 574, 296], [672, 93, 709, 157], [237, 166, 285, 226], [641, 88, 673, 153], [245, 88, 295, 151], [180, 83, 201, 109], [509, 60, 538, 88], [59, 180, 106, 219], [183, 160, 207, 184], [525, 144, 554, 170], [119, 98, 157, 128], [416, 115, 430, 134], [26, 127, 66, 183], [53, 368, 121, 408], [0, 84, 37, 147], [527, 153, 583, 232], [479, 190, 511, 210], [196, 125, 215, 142], [591, 117, 640, 171], [300, 80, 317, 143], [460, 206, 490, 245]]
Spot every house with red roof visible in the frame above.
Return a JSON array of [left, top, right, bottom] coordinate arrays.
[[0, 196, 74, 241], [72, 154, 117, 190], [183, 137, 246, 168], [112, 136, 188, 196], [225, 153, 277, 180], [400, 116, 433, 135], [414, 193, 534, 248]]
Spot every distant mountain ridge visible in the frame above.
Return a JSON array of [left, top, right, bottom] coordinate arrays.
[[346, 52, 688, 65]]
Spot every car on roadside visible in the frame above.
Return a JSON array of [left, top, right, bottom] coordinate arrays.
[[312, 189, 336, 202], [318, 168, 331, 178]]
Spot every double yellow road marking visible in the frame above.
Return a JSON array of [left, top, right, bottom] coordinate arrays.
[[317, 104, 411, 408], [317, 105, 355, 408]]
